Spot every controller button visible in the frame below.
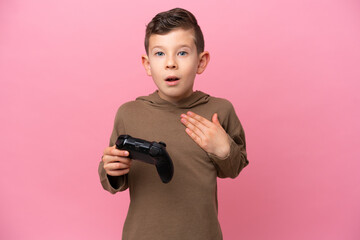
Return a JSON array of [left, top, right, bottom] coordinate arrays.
[[149, 147, 160, 157]]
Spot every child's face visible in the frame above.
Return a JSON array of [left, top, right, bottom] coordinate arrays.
[[142, 28, 209, 103]]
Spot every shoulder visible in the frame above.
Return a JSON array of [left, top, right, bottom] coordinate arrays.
[[111, 98, 145, 125], [204, 95, 236, 116], [204, 95, 241, 128], [115, 99, 144, 114], [208, 96, 234, 109]]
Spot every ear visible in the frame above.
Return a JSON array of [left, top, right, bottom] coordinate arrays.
[[197, 51, 210, 74], [141, 54, 152, 76]]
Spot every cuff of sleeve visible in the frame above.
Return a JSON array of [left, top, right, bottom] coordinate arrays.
[[107, 174, 128, 191], [207, 135, 248, 178]]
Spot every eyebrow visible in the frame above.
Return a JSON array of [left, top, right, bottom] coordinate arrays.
[[151, 44, 192, 50]]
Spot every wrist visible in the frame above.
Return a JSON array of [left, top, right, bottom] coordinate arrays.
[[215, 145, 230, 159]]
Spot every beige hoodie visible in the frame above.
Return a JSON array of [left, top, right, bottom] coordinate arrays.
[[99, 91, 248, 240]]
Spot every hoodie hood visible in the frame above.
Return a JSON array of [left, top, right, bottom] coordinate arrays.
[[136, 91, 210, 109]]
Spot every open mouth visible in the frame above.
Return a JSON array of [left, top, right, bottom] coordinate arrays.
[[166, 77, 180, 82]]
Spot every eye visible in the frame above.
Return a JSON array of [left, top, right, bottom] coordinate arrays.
[[178, 51, 188, 56], [155, 52, 164, 56]]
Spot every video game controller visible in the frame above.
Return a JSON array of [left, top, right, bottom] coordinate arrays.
[[115, 135, 174, 183]]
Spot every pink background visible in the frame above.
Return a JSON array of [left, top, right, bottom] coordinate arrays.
[[1, 0, 359, 239]]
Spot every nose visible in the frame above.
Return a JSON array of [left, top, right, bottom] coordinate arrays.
[[166, 55, 177, 69]]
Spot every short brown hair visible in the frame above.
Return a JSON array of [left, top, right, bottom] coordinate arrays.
[[144, 8, 205, 55]]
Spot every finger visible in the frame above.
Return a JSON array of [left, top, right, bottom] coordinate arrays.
[[181, 114, 208, 134], [186, 111, 213, 128], [181, 116, 207, 138], [105, 161, 131, 171], [112, 148, 130, 157], [103, 145, 115, 155], [107, 168, 130, 176], [185, 128, 203, 147], [103, 155, 132, 165], [212, 113, 221, 126], [114, 157, 132, 165], [103, 145, 129, 157]]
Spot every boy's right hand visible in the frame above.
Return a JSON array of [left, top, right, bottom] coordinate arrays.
[[102, 145, 132, 176]]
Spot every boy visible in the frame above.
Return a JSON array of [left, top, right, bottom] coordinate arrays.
[[99, 8, 249, 240]]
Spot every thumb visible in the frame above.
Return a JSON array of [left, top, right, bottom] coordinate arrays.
[[212, 113, 221, 126]]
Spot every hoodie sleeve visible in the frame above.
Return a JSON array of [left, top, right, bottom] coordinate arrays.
[[208, 101, 249, 178], [98, 107, 129, 193]]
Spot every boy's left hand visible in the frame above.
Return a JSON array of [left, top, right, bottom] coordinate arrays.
[[180, 111, 230, 159]]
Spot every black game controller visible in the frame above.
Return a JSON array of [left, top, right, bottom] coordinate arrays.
[[115, 135, 174, 183]]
